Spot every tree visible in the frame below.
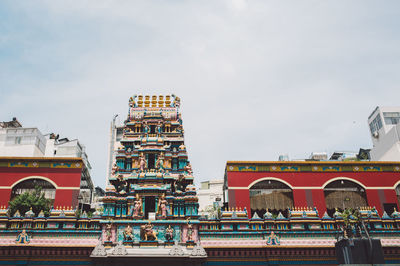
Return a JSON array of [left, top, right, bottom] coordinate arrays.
[[8, 186, 52, 217]]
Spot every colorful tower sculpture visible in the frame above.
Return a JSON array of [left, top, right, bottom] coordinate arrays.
[[101, 94, 200, 249]]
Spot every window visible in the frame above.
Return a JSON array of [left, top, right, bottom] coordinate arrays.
[[369, 114, 383, 134], [14, 136, 22, 144], [383, 112, 400, 125]]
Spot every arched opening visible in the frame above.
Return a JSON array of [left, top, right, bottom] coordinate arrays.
[[250, 179, 293, 218], [324, 179, 367, 217], [11, 178, 56, 204]]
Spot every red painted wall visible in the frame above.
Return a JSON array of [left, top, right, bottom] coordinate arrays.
[[226, 170, 400, 217], [0, 167, 82, 208]]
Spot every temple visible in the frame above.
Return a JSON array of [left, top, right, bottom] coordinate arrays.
[[92, 94, 206, 265], [1, 95, 400, 265]]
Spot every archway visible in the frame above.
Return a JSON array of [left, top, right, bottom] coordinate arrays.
[[249, 179, 293, 218], [324, 179, 367, 217], [11, 178, 56, 204]]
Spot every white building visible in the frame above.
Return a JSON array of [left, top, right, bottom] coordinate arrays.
[[368, 107, 400, 161], [106, 115, 124, 184], [0, 118, 94, 207], [197, 179, 224, 216]]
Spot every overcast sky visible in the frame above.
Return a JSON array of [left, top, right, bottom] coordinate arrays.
[[1, 1, 400, 188]]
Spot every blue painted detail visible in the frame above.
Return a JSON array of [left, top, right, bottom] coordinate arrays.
[[238, 166, 256, 171], [322, 166, 340, 171]]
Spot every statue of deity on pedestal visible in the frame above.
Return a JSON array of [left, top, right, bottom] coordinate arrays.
[[156, 153, 165, 172], [132, 195, 142, 218], [158, 194, 168, 218], [140, 221, 158, 241], [139, 153, 146, 172], [165, 225, 174, 241], [123, 225, 134, 241]]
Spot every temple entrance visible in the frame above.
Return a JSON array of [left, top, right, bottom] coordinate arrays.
[[249, 179, 293, 218], [144, 196, 156, 219], [324, 179, 368, 217]]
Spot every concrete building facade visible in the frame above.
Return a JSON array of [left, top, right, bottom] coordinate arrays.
[[0, 118, 94, 208], [368, 106, 400, 161]]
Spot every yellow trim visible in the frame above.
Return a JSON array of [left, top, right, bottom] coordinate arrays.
[[227, 160, 400, 165], [228, 176, 399, 190], [247, 177, 294, 189], [0, 156, 82, 161]]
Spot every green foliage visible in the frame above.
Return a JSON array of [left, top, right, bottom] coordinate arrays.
[[340, 208, 361, 225], [8, 186, 52, 217]]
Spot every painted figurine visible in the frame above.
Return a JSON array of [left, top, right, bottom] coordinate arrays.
[[184, 162, 193, 175], [187, 223, 193, 241], [174, 174, 186, 192], [111, 163, 119, 176], [140, 222, 158, 241], [158, 195, 168, 218], [123, 225, 134, 241], [133, 195, 142, 217], [139, 153, 146, 172], [266, 231, 280, 245], [115, 175, 127, 194], [105, 223, 113, 242], [156, 122, 162, 135], [165, 225, 174, 241], [155, 153, 164, 171], [15, 229, 29, 244]]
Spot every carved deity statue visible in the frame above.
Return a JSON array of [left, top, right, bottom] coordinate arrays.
[[139, 153, 146, 172], [133, 195, 142, 217], [156, 122, 162, 135], [105, 223, 113, 242], [266, 231, 280, 245], [174, 174, 186, 192], [111, 163, 119, 176], [15, 229, 29, 244], [165, 225, 174, 241], [187, 223, 193, 242], [155, 153, 164, 171], [184, 162, 193, 175], [174, 96, 181, 108], [123, 225, 134, 241], [158, 195, 168, 218], [115, 175, 127, 194], [143, 121, 150, 134], [140, 222, 158, 241]]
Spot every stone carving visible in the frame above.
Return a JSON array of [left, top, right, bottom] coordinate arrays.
[[156, 153, 165, 171], [91, 242, 107, 257], [186, 223, 193, 242], [123, 225, 134, 241], [115, 175, 127, 194], [132, 195, 142, 217], [190, 242, 207, 257], [140, 222, 158, 241], [165, 225, 174, 241], [139, 153, 146, 172], [158, 195, 168, 218], [104, 223, 113, 242], [111, 241, 127, 255], [169, 241, 184, 256], [266, 231, 280, 245], [15, 229, 29, 244], [184, 162, 193, 175]]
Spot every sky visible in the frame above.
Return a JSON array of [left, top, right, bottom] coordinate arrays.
[[1, 1, 400, 188]]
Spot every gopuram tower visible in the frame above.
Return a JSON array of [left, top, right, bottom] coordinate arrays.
[[92, 95, 206, 265]]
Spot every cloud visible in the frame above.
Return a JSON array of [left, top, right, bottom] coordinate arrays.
[[1, 0, 400, 187]]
